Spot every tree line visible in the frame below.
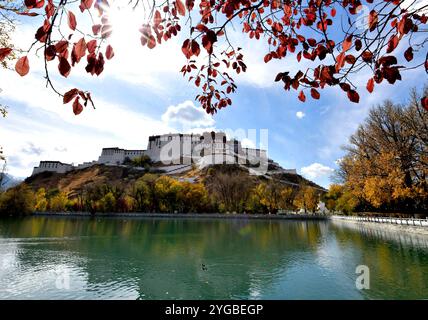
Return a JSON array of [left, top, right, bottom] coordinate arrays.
[[324, 86, 428, 215], [0, 167, 322, 217]]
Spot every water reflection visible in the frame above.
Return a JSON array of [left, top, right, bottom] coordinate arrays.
[[0, 217, 427, 299]]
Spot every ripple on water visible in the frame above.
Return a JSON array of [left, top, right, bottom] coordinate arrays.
[[0, 217, 428, 299]]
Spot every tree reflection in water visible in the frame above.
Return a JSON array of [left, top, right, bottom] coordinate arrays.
[[0, 217, 427, 299]]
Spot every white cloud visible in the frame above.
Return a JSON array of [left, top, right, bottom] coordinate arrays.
[[0, 66, 178, 177], [241, 138, 256, 149], [301, 163, 334, 180], [21, 142, 44, 156], [296, 111, 305, 119], [161, 100, 215, 130]]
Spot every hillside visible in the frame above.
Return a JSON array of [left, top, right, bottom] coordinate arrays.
[[23, 163, 325, 197]]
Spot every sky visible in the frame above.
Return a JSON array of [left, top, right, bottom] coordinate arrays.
[[0, 2, 426, 188]]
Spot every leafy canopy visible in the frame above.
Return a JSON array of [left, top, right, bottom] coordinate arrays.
[[0, 0, 427, 114]]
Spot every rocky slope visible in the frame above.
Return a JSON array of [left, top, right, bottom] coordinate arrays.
[[23, 163, 325, 197]]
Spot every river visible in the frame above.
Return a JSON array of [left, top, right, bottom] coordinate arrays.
[[0, 216, 427, 299]]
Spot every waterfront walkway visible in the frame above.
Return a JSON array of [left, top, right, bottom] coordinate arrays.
[[331, 215, 428, 227]]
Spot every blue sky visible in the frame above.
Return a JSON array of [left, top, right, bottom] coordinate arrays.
[[0, 3, 426, 188]]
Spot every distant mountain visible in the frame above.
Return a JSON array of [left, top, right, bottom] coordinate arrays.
[[0, 173, 23, 191]]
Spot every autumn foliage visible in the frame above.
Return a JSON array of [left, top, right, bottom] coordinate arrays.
[[333, 86, 428, 214], [0, 0, 427, 114]]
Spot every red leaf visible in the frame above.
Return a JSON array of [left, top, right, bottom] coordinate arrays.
[[71, 38, 86, 65], [87, 39, 97, 53], [55, 40, 68, 53], [386, 35, 399, 53], [35, 20, 50, 43], [25, 0, 44, 9], [331, 8, 336, 17], [347, 90, 360, 103], [335, 52, 345, 72], [79, 0, 94, 12], [105, 45, 114, 60], [94, 52, 104, 75], [201, 30, 217, 54], [264, 53, 272, 63], [63, 88, 79, 104], [58, 57, 71, 77], [45, 1, 55, 18], [154, 10, 162, 26], [45, 45, 56, 61], [342, 35, 352, 52], [92, 24, 101, 35], [68, 11, 77, 31], [368, 10, 378, 32], [15, 56, 30, 76], [191, 40, 200, 57], [361, 51, 373, 62], [24, 0, 37, 9], [175, 0, 186, 16], [366, 78, 374, 93], [339, 83, 351, 92], [147, 35, 156, 49], [310, 88, 320, 100], [298, 90, 306, 102], [186, 0, 195, 10], [422, 96, 428, 111], [355, 39, 362, 51], [72, 97, 83, 115], [0, 48, 12, 62], [404, 47, 413, 62], [345, 54, 356, 64], [181, 39, 191, 59], [378, 55, 397, 67]]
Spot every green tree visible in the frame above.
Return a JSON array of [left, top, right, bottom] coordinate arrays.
[[131, 155, 153, 168]]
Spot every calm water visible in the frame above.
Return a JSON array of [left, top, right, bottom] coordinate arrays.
[[0, 216, 427, 299]]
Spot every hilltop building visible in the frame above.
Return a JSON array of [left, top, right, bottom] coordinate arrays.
[[32, 131, 294, 176]]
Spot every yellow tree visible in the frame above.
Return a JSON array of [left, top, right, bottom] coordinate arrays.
[[337, 90, 428, 214], [0, 184, 35, 216], [34, 188, 48, 212], [131, 178, 151, 211], [154, 176, 182, 213], [294, 186, 319, 214], [49, 192, 69, 212], [178, 182, 209, 213]]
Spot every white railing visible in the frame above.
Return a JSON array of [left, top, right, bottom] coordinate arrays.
[[332, 215, 428, 227]]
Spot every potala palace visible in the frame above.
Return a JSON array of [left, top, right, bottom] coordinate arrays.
[[32, 132, 296, 176]]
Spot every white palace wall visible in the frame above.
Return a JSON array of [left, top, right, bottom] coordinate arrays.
[[32, 131, 273, 175]]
